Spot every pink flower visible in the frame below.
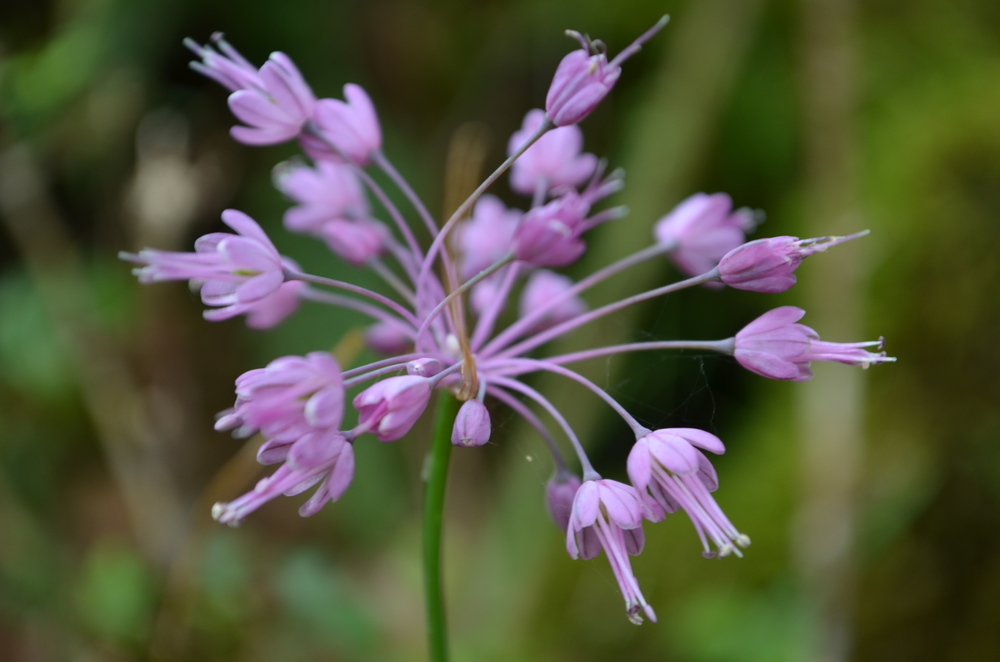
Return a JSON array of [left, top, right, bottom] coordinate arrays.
[[509, 109, 597, 196], [718, 232, 867, 293], [243, 280, 304, 329], [300, 84, 382, 165], [518, 270, 587, 331], [545, 17, 668, 127], [566, 478, 657, 624], [121, 209, 286, 320], [277, 160, 370, 234], [216, 351, 345, 443], [546, 472, 581, 532], [186, 36, 316, 145], [734, 306, 896, 381], [353, 376, 433, 441], [512, 192, 590, 267], [455, 195, 521, 279], [627, 429, 749, 558], [212, 429, 355, 525], [654, 193, 758, 277], [451, 400, 491, 447], [365, 321, 413, 355]]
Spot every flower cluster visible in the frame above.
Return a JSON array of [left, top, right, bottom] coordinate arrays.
[[123, 22, 894, 624]]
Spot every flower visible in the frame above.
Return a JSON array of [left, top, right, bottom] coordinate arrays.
[[734, 306, 896, 381], [509, 109, 597, 196], [120, 209, 286, 321], [455, 195, 521, 279], [518, 270, 587, 331], [277, 160, 371, 234], [186, 35, 316, 145], [718, 232, 867, 293], [546, 472, 581, 532], [300, 84, 382, 164], [545, 16, 669, 127], [215, 351, 345, 443], [627, 429, 749, 558], [566, 479, 657, 624], [654, 192, 758, 277], [512, 192, 590, 266], [212, 429, 355, 525]]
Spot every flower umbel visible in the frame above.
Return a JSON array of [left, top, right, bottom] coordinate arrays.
[[123, 21, 895, 631]]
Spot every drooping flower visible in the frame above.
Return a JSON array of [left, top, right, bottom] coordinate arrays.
[[509, 109, 597, 196], [451, 399, 491, 447], [733, 306, 896, 381], [717, 232, 867, 293], [627, 429, 749, 558], [276, 160, 371, 234], [566, 479, 657, 624], [654, 192, 758, 277], [212, 429, 355, 525], [546, 472, 581, 532]]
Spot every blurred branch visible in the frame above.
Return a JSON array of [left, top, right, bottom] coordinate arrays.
[[0, 142, 186, 567]]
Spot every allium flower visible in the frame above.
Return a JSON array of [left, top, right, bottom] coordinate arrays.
[[654, 192, 759, 277], [124, 24, 896, 630], [718, 232, 867, 293], [121, 209, 286, 321], [212, 429, 355, 525], [509, 109, 597, 196], [628, 429, 749, 558], [734, 306, 896, 381], [545, 16, 669, 126], [566, 479, 657, 624], [300, 84, 382, 165], [186, 35, 316, 145]]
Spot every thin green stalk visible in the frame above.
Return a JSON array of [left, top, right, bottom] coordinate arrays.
[[423, 391, 460, 662]]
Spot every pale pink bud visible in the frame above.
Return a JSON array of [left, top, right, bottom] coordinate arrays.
[[406, 358, 443, 378], [300, 84, 382, 164], [546, 472, 581, 532], [451, 400, 491, 447], [353, 376, 432, 441], [718, 232, 867, 293], [734, 306, 896, 381]]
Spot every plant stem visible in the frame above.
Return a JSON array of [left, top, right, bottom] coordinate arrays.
[[423, 391, 460, 662]]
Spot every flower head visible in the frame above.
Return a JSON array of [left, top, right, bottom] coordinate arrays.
[[628, 429, 749, 558], [566, 479, 657, 624], [734, 306, 896, 381]]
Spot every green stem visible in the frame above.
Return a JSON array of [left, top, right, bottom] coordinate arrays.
[[423, 391, 460, 662]]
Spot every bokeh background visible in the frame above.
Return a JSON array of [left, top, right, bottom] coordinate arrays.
[[1, 0, 999, 660]]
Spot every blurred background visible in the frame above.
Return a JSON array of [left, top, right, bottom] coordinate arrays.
[[1, 0, 999, 660]]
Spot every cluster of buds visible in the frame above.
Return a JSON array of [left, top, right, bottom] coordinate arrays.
[[122, 20, 894, 624]]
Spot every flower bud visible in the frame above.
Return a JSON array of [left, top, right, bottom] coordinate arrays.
[[718, 232, 867, 293], [451, 400, 491, 447], [353, 376, 432, 441]]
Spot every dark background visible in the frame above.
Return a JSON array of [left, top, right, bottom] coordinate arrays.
[[1, 0, 998, 660]]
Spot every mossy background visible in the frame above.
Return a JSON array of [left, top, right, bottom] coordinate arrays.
[[1, 0, 998, 660]]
